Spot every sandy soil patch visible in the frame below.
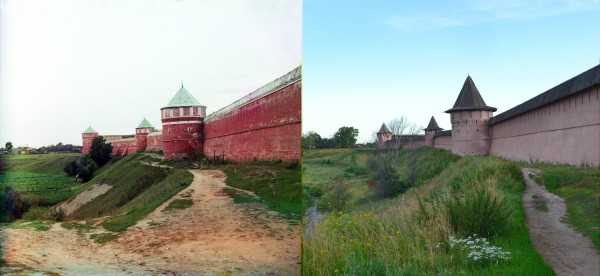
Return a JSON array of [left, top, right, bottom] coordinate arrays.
[[522, 168, 599, 276], [1, 169, 299, 275], [59, 183, 113, 216]]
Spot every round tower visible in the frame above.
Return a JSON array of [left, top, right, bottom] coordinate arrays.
[[82, 126, 99, 155], [423, 116, 443, 147], [160, 85, 207, 160], [135, 117, 154, 153], [376, 123, 392, 149], [445, 76, 497, 156]]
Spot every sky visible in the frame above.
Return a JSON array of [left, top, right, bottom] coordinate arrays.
[[303, 0, 600, 143], [0, 0, 301, 148]]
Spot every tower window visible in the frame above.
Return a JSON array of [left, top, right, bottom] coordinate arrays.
[[187, 127, 192, 132], [179, 107, 184, 116], [170, 109, 174, 117], [190, 107, 194, 116]]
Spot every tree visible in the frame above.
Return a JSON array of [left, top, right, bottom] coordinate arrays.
[[63, 160, 78, 176], [89, 136, 113, 167], [316, 137, 336, 149], [333, 126, 359, 148], [302, 131, 322, 149], [5, 142, 13, 152], [77, 156, 98, 182]]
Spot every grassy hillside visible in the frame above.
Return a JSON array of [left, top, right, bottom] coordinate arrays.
[[3, 154, 80, 175], [302, 148, 459, 212], [0, 154, 82, 209], [302, 149, 553, 275], [68, 154, 193, 232], [531, 163, 600, 249]]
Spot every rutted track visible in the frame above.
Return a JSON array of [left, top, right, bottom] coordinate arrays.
[[1, 169, 299, 275], [522, 168, 599, 276]]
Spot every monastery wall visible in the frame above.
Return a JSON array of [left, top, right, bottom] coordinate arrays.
[[203, 68, 301, 162], [433, 136, 452, 151], [109, 138, 140, 156], [489, 85, 600, 166], [146, 132, 163, 152]]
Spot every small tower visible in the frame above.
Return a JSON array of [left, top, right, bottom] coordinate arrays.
[[445, 76, 497, 156], [82, 126, 99, 155], [376, 123, 393, 149], [423, 116, 443, 147], [135, 117, 154, 153], [160, 85, 207, 160]]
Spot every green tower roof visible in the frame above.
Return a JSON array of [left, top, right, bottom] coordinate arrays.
[[83, 126, 98, 133], [137, 117, 153, 128], [163, 85, 204, 108]]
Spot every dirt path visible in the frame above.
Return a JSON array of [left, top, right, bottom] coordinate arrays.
[[522, 168, 599, 276], [1, 169, 299, 275]]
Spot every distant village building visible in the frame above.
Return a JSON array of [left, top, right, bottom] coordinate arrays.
[[82, 67, 301, 162], [376, 65, 600, 167]]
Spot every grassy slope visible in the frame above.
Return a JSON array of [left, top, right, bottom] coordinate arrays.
[[302, 149, 373, 210], [302, 149, 553, 275], [531, 163, 600, 249], [69, 154, 194, 232], [219, 162, 301, 222]]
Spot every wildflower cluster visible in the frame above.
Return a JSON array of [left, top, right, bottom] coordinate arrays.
[[442, 234, 511, 264]]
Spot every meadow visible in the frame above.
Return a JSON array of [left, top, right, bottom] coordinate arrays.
[[302, 148, 554, 275], [0, 154, 83, 213]]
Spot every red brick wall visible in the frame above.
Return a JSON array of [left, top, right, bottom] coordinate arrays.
[[110, 139, 139, 156], [81, 133, 98, 155], [146, 134, 163, 152], [203, 81, 301, 162]]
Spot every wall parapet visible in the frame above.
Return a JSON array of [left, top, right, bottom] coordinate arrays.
[[489, 65, 600, 126], [204, 66, 301, 123]]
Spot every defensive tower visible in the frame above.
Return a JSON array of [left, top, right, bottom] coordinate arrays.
[[445, 76, 496, 156], [160, 85, 207, 160], [82, 126, 99, 155], [423, 116, 443, 147], [376, 123, 392, 148], [135, 117, 154, 153]]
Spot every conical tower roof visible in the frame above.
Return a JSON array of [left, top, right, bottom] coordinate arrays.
[[83, 125, 98, 134], [445, 76, 497, 113], [137, 117, 153, 128], [423, 116, 443, 131], [377, 123, 391, 134], [163, 85, 204, 109]]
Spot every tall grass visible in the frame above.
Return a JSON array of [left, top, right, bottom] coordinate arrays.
[[302, 157, 553, 275]]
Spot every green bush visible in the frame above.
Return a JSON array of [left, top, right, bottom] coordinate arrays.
[[77, 156, 98, 182], [444, 182, 512, 238], [318, 176, 352, 212], [63, 160, 78, 176], [0, 185, 28, 222]]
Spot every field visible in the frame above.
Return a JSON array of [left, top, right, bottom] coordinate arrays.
[[0, 154, 82, 206], [302, 148, 554, 275]]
